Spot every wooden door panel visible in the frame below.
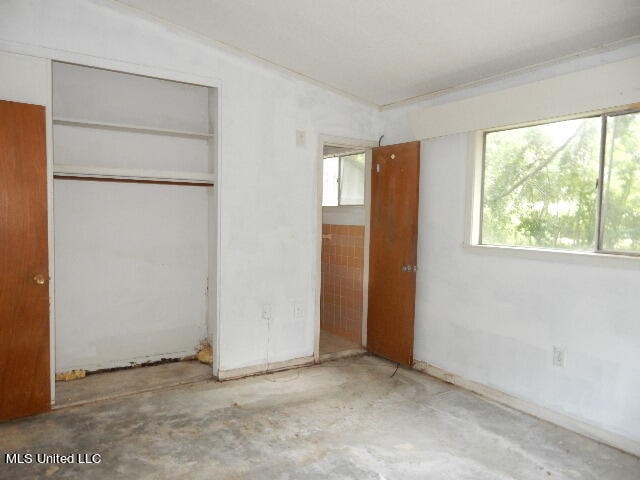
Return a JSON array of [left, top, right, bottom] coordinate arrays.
[[367, 141, 420, 366], [0, 100, 50, 420]]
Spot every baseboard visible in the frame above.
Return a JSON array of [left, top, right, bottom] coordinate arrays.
[[57, 350, 196, 374], [413, 360, 640, 458], [218, 355, 315, 381]]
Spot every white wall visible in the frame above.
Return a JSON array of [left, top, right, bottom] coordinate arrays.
[[417, 134, 640, 445], [381, 45, 640, 447], [5, 0, 635, 451], [0, 51, 50, 106], [0, 0, 381, 373], [322, 206, 365, 226], [408, 56, 640, 140], [54, 181, 210, 371]]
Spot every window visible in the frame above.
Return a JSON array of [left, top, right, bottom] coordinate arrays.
[[480, 108, 640, 254], [322, 152, 365, 206]]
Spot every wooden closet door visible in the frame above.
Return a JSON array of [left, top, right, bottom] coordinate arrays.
[[0, 100, 50, 420], [367, 141, 420, 366]]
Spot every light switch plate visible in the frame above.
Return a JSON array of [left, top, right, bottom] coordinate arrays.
[[296, 130, 306, 147], [552, 346, 566, 367]]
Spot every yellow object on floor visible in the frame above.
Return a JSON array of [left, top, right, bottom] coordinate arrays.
[[197, 344, 213, 365], [55, 369, 86, 381]]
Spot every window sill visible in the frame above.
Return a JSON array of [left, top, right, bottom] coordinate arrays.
[[463, 243, 640, 269]]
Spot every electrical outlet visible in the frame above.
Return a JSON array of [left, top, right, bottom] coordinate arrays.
[[262, 304, 272, 320], [552, 346, 566, 368], [293, 302, 304, 319]]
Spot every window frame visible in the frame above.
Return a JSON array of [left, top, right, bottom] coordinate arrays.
[[470, 104, 640, 259], [322, 151, 366, 207]]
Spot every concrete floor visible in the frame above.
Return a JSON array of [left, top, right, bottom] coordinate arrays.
[[1, 356, 637, 479], [55, 360, 213, 408]]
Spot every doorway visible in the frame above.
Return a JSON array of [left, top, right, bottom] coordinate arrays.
[[315, 138, 421, 366], [315, 136, 376, 361]]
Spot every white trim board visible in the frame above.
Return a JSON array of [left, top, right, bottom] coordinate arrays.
[[217, 355, 314, 381], [0, 40, 221, 90], [53, 164, 215, 184], [53, 117, 214, 139], [413, 361, 640, 458], [408, 55, 640, 140]]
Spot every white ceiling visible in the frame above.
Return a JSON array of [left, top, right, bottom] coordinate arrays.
[[115, 0, 640, 108]]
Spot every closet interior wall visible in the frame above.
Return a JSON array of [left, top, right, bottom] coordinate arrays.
[[52, 62, 218, 374]]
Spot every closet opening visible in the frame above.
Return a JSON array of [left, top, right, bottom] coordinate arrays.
[[50, 62, 219, 407]]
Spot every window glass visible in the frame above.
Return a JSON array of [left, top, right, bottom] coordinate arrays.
[[601, 111, 640, 253], [322, 156, 339, 206], [482, 117, 600, 250], [339, 153, 365, 205]]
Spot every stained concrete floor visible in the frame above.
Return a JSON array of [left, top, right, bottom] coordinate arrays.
[[1, 356, 638, 479], [55, 360, 213, 408]]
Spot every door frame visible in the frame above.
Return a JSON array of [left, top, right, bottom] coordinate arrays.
[[1, 44, 223, 404], [48, 58, 222, 396], [314, 135, 378, 362]]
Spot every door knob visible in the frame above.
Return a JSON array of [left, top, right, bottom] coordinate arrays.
[[33, 274, 46, 285]]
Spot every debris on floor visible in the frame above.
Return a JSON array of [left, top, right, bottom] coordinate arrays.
[[196, 339, 213, 365], [55, 369, 86, 381], [5, 357, 638, 480]]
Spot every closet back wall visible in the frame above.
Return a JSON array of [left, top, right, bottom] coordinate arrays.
[[52, 63, 213, 372], [54, 182, 209, 372]]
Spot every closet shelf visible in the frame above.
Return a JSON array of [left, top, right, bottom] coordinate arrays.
[[53, 164, 215, 185], [53, 117, 214, 140]]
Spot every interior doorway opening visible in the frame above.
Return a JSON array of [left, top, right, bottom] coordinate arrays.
[[316, 138, 375, 361]]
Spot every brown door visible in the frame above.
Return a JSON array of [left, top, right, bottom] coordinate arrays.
[[0, 100, 50, 420], [367, 141, 420, 366]]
